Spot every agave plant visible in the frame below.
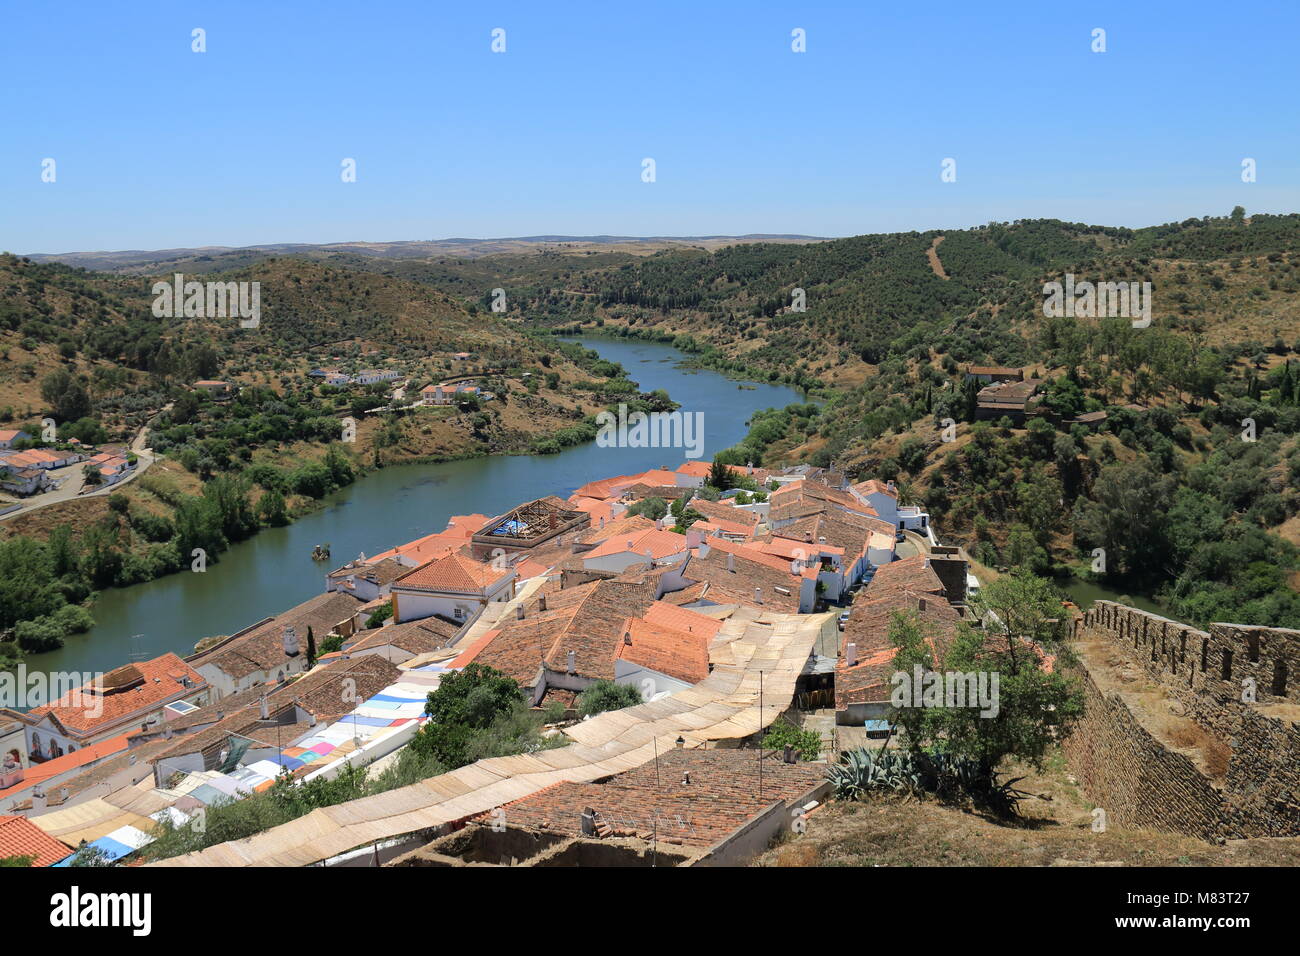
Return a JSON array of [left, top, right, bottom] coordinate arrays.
[[826, 748, 1029, 817]]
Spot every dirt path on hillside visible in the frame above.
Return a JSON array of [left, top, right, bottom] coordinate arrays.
[[927, 236, 949, 280]]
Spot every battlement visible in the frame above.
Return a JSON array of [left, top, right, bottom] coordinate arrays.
[[1064, 601, 1300, 841], [1074, 601, 1300, 709]]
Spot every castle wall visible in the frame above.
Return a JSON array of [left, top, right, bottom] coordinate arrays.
[[1065, 601, 1300, 841]]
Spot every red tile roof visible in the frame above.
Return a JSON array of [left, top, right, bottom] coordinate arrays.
[[616, 618, 710, 685], [0, 815, 72, 866], [24, 654, 205, 737], [394, 553, 512, 593], [584, 528, 689, 562]]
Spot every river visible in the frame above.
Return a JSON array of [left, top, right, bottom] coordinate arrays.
[[37, 337, 804, 678]]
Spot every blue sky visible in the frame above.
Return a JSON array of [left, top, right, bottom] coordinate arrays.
[[2, 0, 1298, 252]]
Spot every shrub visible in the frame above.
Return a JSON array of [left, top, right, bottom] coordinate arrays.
[[762, 719, 823, 760], [576, 680, 641, 717]]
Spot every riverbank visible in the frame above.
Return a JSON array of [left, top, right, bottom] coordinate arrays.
[[24, 336, 805, 678]]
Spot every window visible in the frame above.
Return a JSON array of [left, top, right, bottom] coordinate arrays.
[[1272, 660, 1288, 698], [1221, 649, 1233, 682]]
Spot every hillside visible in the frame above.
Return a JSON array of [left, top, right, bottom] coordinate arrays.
[[444, 211, 1300, 631]]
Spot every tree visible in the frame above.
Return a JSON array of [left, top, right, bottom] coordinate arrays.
[[40, 369, 92, 422], [1072, 458, 1174, 578], [706, 458, 734, 491], [968, 568, 1065, 668], [257, 488, 288, 526], [625, 496, 667, 520], [306, 625, 317, 668], [576, 680, 642, 717], [889, 600, 1084, 775], [409, 663, 524, 769]]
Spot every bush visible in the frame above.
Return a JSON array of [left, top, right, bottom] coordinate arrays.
[[14, 616, 69, 652], [576, 680, 641, 717], [762, 719, 823, 760], [827, 748, 1027, 816]]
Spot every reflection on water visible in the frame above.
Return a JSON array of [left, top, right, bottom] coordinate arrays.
[[37, 337, 804, 678], [1062, 577, 1176, 620]]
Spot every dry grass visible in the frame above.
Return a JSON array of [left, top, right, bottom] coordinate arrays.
[[756, 750, 1300, 867]]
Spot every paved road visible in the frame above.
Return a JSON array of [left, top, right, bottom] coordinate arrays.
[[0, 408, 167, 523]]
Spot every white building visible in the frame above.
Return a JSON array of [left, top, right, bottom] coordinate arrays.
[[391, 553, 515, 625]]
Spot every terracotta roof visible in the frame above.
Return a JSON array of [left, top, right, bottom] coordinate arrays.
[[393, 553, 512, 594], [485, 749, 822, 848], [24, 654, 205, 737], [584, 528, 689, 562], [616, 618, 711, 685], [836, 591, 961, 708], [573, 514, 657, 546], [689, 498, 760, 529], [571, 474, 640, 500], [678, 544, 803, 612], [867, 555, 947, 601], [345, 617, 460, 655], [851, 479, 897, 499], [462, 577, 661, 684], [192, 591, 363, 681], [327, 556, 406, 587], [567, 495, 616, 526], [0, 734, 132, 802], [0, 815, 72, 866], [641, 601, 724, 642], [777, 511, 894, 559]]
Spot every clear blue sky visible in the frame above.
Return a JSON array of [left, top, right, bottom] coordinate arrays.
[[3, 0, 1298, 252]]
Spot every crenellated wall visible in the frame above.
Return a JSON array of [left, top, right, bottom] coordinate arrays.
[[1064, 601, 1300, 841]]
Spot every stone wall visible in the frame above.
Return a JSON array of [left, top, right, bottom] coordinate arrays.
[[1065, 601, 1300, 840]]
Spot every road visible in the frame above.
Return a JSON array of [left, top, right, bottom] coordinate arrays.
[[0, 407, 168, 523]]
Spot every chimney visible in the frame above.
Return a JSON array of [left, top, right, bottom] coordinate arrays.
[[31, 787, 45, 812], [567, 650, 576, 674], [599, 517, 605, 528], [754, 587, 763, 604], [790, 559, 801, 574], [818, 536, 826, 545], [516, 605, 525, 620], [580, 808, 596, 836], [644, 549, 654, 566], [627, 539, 634, 550], [623, 631, 632, 646], [655, 517, 665, 530], [548, 513, 557, 530], [538, 594, 547, 612], [698, 542, 711, 559], [681, 771, 691, 785], [727, 553, 735, 572], [259, 695, 269, 720], [845, 642, 857, 667], [282, 625, 300, 658], [783, 745, 795, 764], [918, 598, 927, 613], [685, 529, 703, 549]]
